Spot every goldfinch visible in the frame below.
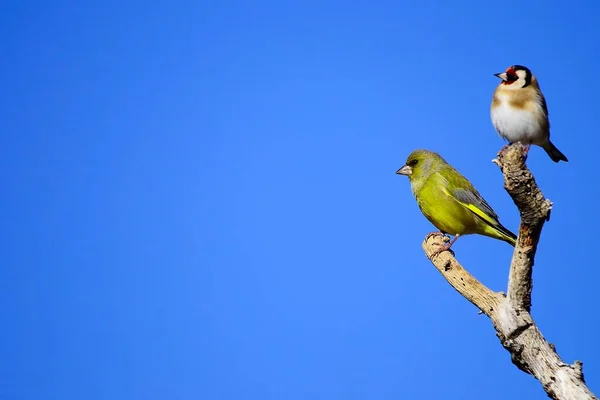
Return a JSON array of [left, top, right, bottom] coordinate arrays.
[[396, 149, 516, 254], [491, 65, 568, 163]]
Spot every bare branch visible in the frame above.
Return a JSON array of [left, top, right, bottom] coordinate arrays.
[[494, 143, 553, 311], [422, 236, 503, 317], [421, 143, 596, 399]]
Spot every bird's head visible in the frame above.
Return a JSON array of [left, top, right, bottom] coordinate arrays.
[[494, 65, 532, 89], [396, 149, 444, 181]]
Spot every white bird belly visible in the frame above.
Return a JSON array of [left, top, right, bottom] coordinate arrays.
[[491, 102, 545, 144]]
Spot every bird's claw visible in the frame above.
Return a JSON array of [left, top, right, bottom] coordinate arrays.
[[429, 243, 454, 259], [425, 231, 447, 241], [498, 142, 530, 159], [428, 234, 459, 260], [497, 144, 510, 157]]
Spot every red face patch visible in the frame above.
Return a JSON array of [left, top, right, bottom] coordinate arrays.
[[502, 67, 519, 85]]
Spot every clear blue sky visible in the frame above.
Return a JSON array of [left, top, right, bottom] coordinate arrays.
[[1, 1, 598, 399]]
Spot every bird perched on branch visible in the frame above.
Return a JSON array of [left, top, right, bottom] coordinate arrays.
[[396, 150, 516, 254], [491, 64, 568, 163]]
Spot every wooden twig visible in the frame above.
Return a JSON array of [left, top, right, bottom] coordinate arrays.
[[422, 143, 596, 400]]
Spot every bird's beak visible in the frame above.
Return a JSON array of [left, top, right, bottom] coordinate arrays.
[[494, 72, 508, 82], [396, 165, 412, 176]]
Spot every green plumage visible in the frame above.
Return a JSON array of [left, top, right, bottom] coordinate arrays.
[[396, 149, 516, 246]]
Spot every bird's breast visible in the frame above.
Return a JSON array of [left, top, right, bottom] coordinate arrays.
[[491, 95, 546, 144], [414, 178, 478, 235]]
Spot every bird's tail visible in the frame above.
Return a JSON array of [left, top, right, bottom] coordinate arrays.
[[495, 223, 517, 247], [543, 140, 568, 163]]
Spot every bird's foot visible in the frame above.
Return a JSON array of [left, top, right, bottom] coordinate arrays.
[[497, 144, 510, 157], [428, 235, 460, 259], [498, 143, 530, 161], [425, 231, 446, 241], [429, 243, 454, 258]]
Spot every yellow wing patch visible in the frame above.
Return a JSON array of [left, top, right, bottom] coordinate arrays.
[[441, 186, 498, 227], [460, 202, 498, 226]]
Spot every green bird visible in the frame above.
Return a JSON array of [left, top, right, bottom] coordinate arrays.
[[396, 149, 516, 253]]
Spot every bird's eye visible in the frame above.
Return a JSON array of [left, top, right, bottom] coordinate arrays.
[[408, 159, 418, 167]]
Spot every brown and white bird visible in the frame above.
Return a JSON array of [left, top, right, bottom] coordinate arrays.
[[491, 64, 568, 163]]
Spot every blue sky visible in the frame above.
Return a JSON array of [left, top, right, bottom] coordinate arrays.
[[1, 0, 599, 399]]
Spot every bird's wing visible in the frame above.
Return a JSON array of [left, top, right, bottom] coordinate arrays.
[[539, 93, 549, 117], [433, 168, 502, 227], [447, 186, 501, 227], [537, 91, 551, 136]]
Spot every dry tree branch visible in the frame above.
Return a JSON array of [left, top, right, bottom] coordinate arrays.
[[422, 143, 596, 400]]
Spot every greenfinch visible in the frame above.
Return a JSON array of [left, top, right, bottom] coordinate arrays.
[[396, 149, 516, 252]]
